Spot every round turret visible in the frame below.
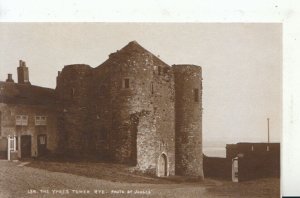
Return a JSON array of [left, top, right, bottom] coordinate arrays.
[[173, 64, 204, 178], [56, 64, 93, 155]]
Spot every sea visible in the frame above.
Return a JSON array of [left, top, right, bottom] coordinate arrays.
[[203, 147, 226, 158]]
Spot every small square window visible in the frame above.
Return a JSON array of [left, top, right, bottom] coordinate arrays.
[[124, 79, 130, 88]]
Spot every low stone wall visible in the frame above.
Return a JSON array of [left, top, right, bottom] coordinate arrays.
[[203, 155, 231, 179], [238, 154, 280, 181]]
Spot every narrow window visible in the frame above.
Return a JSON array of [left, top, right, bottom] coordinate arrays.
[[124, 78, 130, 88], [194, 88, 199, 102], [158, 66, 161, 75], [151, 83, 154, 94], [71, 88, 75, 98]]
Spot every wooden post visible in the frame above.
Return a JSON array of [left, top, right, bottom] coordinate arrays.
[[267, 118, 270, 143]]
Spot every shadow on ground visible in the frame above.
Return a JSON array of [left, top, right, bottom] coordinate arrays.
[[25, 157, 203, 184]]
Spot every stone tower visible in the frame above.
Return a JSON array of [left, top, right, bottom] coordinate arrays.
[[17, 60, 31, 84], [56, 64, 93, 155], [54, 41, 202, 178], [173, 65, 204, 178]]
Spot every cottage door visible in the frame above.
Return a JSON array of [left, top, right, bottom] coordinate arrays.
[[37, 135, 47, 156], [0, 137, 8, 159], [21, 135, 31, 158]]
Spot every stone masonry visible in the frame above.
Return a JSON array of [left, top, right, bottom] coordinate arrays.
[[1, 41, 204, 178], [56, 41, 204, 178]]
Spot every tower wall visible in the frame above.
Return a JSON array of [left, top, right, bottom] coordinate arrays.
[[56, 64, 93, 155], [89, 64, 112, 160], [151, 63, 175, 176], [173, 64, 204, 178], [107, 50, 154, 164]]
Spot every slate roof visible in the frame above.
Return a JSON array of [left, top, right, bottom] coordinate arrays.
[[97, 41, 171, 68], [0, 81, 56, 106]]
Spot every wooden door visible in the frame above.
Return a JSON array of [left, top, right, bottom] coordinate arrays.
[[21, 135, 31, 158], [37, 135, 47, 156]]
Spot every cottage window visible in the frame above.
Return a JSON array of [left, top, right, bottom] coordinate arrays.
[[35, 116, 47, 126], [194, 88, 199, 102], [16, 115, 28, 126]]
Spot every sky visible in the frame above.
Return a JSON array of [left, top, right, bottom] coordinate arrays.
[[0, 23, 282, 146]]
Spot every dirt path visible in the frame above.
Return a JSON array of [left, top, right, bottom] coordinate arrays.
[[0, 160, 279, 198]]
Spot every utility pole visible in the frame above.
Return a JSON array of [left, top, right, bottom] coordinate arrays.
[[267, 118, 270, 143]]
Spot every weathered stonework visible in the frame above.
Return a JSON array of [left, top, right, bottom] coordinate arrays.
[[1, 41, 204, 178], [173, 65, 203, 177], [55, 41, 203, 178]]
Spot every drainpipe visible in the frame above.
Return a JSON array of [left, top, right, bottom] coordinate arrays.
[[267, 118, 270, 143]]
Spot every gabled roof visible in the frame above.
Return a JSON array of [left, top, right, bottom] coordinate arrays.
[[0, 81, 56, 106]]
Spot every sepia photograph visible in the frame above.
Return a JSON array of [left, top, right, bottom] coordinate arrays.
[[0, 23, 281, 197]]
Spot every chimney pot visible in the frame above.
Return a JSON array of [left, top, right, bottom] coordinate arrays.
[[17, 60, 30, 84], [6, 73, 14, 83]]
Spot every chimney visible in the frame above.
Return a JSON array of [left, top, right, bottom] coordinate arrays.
[[17, 60, 31, 84], [56, 71, 61, 86], [5, 74, 14, 83]]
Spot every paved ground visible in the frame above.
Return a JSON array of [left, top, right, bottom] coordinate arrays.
[[0, 160, 280, 198]]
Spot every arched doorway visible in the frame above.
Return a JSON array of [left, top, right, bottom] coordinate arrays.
[[157, 153, 168, 177]]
